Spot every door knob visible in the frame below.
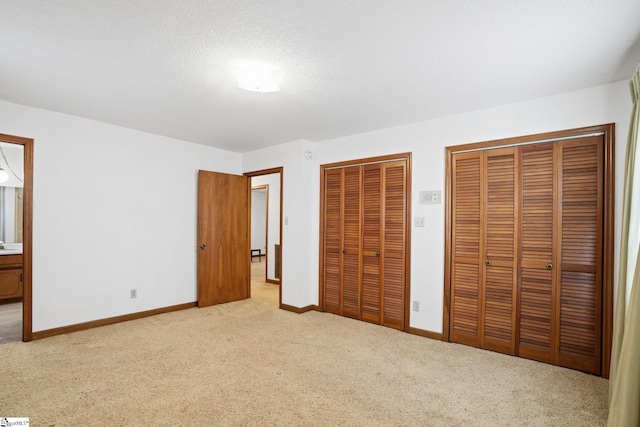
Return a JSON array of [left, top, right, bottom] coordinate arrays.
[[546, 263, 553, 270], [376, 252, 380, 257], [200, 244, 207, 250], [485, 260, 491, 266]]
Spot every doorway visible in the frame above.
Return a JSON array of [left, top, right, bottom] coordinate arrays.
[[196, 167, 283, 309], [0, 133, 33, 343], [246, 168, 283, 308]]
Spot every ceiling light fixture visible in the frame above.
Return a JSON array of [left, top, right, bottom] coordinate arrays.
[[0, 145, 23, 184], [234, 61, 281, 93], [0, 168, 9, 184]]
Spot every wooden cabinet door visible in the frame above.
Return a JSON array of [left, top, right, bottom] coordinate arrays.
[[0, 269, 23, 299], [481, 148, 518, 354], [381, 161, 407, 330], [450, 151, 483, 346], [518, 143, 558, 364], [557, 138, 603, 375]]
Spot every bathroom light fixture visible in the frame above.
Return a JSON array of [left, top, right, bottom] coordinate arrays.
[[0, 145, 22, 183], [0, 167, 9, 184], [234, 61, 281, 93]]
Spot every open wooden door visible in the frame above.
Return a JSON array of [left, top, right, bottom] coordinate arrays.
[[197, 170, 250, 307]]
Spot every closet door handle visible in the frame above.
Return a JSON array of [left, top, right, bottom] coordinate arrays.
[[485, 260, 491, 266], [342, 249, 347, 254], [546, 263, 553, 270], [376, 252, 380, 257], [199, 244, 207, 250]]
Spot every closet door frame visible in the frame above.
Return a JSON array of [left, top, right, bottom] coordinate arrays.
[[443, 124, 615, 378], [319, 152, 412, 331]]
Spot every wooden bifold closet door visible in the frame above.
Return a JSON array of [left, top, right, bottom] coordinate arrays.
[[449, 132, 607, 375], [451, 147, 518, 353], [321, 155, 410, 331]]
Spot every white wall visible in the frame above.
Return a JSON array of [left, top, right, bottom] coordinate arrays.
[[245, 80, 632, 333], [251, 173, 281, 281], [250, 189, 267, 252], [243, 140, 315, 307], [0, 79, 632, 334], [0, 99, 242, 331]]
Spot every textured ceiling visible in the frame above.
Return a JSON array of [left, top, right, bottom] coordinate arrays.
[[1, 0, 639, 153]]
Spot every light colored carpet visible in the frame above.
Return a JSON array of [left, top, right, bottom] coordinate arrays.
[[0, 267, 607, 426]]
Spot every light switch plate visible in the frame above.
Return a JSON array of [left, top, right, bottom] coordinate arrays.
[[414, 216, 425, 227]]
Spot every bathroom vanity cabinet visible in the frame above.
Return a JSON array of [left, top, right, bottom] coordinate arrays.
[[0, 254, 23, 300]]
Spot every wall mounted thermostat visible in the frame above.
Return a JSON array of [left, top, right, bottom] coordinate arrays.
[[419, 190, 442, 204]]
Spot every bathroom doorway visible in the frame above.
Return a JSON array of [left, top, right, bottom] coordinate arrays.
[[0, 133, 33, 343]]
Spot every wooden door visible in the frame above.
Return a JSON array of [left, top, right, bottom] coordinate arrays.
[[322, 165, 366, 320], [481, 148, 518, 354], [197, 170, 250, 307], [450, 151, 483, 346], [361, 164, 382, 324], [518, 143, 558, 364], [320, 154, 410, 331], [381, 161, 407, 330], [556, 137, 603, 375], [342, 166, 362, 319], [323, 168, 343, 315], [450, 148, 518, 351], [446, 125, 614, 376]]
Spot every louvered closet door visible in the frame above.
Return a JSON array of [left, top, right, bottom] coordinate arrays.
[[557, 137, 603, 375], [518, 143, 558, 364], [481, 148, 518, 354], [342, 166, 362, 319], [450, 152, 483, 346], [382, 161, 407, 330], [323, 168, 343, 315], [361, 164, 382, 324]]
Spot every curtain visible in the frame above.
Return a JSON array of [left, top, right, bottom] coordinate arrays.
[[607, 66, 640, 426]]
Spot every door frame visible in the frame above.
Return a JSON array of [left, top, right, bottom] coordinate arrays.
[[443, 123, 615, 378], [245, 167, 283, 308], [318, 152, 412, 331], [0, 133, 33, 342]]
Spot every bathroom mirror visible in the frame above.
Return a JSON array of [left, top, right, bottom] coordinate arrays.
[[0, 143, 24, 245]]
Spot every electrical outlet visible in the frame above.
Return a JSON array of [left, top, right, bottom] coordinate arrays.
[[412, 300, 420, 311], [130, 289, 137, 299]]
